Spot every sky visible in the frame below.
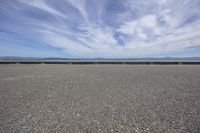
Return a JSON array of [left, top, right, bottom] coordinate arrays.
[[0, 0, 200, 58]]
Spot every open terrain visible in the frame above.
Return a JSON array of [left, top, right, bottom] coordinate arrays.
[[0, 64, 200, 132]]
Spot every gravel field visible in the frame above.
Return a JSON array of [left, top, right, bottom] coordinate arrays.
[[0, 64, 200, 132]]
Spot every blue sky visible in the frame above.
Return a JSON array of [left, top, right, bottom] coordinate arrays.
[[0, 0, 200, 58]]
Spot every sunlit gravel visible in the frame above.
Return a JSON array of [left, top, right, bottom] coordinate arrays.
[[0, 65, 200, 132]]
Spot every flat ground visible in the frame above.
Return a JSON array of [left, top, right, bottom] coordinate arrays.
[[0, 65, 200, 132]]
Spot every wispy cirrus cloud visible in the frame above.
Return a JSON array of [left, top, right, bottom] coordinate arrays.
[[0, 0, 200, 57], [18, 0, 66, 17]]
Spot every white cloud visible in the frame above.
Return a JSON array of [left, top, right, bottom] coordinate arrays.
[[118, 14, 159, 41], [1, 0, 200, 57], [118, 21, 137, 34], [114, 0, 200, 57], [140, 15, 157, 28], [83, 26, 117, 49], [41, 30, 95, 57], [18, 0, 65, 17], [65, 0, 88, 21], [157, 0, 168, 5]]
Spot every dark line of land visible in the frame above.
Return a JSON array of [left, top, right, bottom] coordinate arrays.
[[1, 61, 200, 65]]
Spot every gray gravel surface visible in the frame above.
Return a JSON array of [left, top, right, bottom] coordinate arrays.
[[0, 65, 200, 133]]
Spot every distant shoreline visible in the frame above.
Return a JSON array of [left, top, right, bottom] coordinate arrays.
[[1, 57, 200, 64], [1, 60, 200, 65]]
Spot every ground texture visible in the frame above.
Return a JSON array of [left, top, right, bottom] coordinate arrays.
[[0, 65, 200, 132]]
